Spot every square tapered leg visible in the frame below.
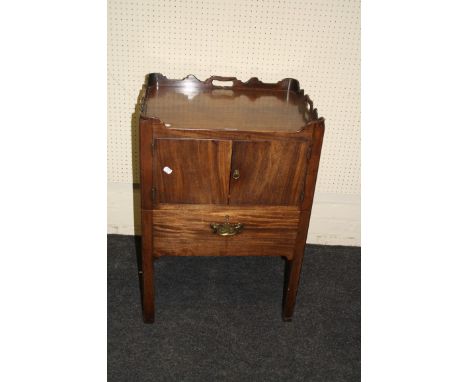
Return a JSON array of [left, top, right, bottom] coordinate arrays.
[[141, 210, 155, 323], [282, 254, 305, 321]]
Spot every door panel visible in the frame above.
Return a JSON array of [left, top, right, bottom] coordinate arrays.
[[153, 139, 232, 204], [229, 140, 309, 205]]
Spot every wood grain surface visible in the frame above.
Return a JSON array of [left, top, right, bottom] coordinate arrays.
[[148, 118, 318, 142], [153, 138, 232, 204], [152, 205, 300, 259], [139, 118, 155, 209], [229, 140, 309, 206], [141, 73, 319, 133], [144, 88, 309, 132]]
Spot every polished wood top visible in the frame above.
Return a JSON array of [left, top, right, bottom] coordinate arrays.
[[141, 74, 319, 133]]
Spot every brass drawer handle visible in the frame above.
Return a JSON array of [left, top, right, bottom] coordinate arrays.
[[210, 216, 243, 236], [232, 169, 240, 180]]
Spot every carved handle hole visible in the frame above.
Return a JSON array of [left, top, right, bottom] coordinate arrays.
[[212, 80, 234, 87]]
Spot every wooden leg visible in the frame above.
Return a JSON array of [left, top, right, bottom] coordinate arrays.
[[142, 210, 155, 323], [282, 251, 305, 321], [282, 210, 310, 321]]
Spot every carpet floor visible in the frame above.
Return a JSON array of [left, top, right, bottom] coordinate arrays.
[[108, 234, 360, 381]]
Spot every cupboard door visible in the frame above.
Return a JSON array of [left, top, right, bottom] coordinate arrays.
[[229, 141, 309, 205], [153, 139, 232, 204]]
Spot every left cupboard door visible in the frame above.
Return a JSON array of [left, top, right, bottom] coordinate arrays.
[[153, 139, 232, 204]]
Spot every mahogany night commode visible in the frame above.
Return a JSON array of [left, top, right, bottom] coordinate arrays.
[[138, 73, 325, 323]]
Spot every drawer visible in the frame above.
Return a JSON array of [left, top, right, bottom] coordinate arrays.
[[152, 205, 300, 259]]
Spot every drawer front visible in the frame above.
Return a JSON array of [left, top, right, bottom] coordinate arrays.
[[152, 205, 300, 259]]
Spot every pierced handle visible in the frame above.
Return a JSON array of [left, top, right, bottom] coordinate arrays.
[[206, 76, 238, 85], [210, 216, 244, 236]]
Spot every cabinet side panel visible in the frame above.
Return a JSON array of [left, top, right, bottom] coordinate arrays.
[[301, 120, 325, 211], [139, 118, 154, 209]]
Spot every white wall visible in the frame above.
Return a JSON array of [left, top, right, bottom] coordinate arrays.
[[107, 0, 361, 246]]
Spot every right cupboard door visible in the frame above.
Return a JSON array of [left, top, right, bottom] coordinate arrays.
[[229, 140, 310, 206]]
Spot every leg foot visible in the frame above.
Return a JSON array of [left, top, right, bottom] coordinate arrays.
[[143, 308, 155, 324]]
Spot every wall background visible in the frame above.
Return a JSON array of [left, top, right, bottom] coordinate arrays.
[[107, 0, 360, 246]]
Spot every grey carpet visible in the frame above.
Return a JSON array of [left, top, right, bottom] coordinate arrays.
[[108, 234, 360, 381]]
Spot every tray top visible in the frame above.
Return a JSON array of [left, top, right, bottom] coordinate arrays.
[[141, 74, 319, 133]]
